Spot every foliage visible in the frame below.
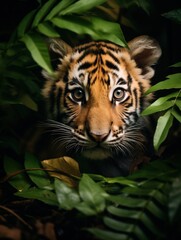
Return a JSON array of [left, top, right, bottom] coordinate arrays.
[[142, 67, 181, 150], [3, 153, 181, 239], [0, 0, 181, 239], [0, 1, 122, 113]]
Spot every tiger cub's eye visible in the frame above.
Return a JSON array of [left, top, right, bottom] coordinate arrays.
[[113, 88, 125, 101], [71, 88, 84, 102]]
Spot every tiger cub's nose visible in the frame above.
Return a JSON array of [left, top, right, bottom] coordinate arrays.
[[88, 131, 109, 142]]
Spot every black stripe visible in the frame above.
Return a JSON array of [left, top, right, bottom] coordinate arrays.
[[77, 49, 95, 62], [76, 43, 98, 53], [117, 78, 127, 85], [49, 83, 56, 114], [78, 61, 92, 70], [56, 87, 62, 120], [128, 74, 133, 83], [69, 77, 81, 87], [91, 76, 97, 85], [63, 71, 69, 83], [107, 51, 120, 64], [138, 82, 144, 110], [133, 88, 138, 109]]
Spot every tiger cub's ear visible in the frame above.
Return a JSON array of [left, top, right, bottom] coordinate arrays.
[[42, 39, 72, 80], [128, 35, 162, 79], [48, 38, 72, 59]]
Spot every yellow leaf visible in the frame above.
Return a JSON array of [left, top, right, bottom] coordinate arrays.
[[41, 156, 81, 187]]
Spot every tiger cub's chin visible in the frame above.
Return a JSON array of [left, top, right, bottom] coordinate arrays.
[[80, 148, 111, 160]]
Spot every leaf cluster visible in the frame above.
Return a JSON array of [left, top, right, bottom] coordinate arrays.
[[0, 0, 129, 123], [3, 153, 181, 239], [142, 64, 181, 151]]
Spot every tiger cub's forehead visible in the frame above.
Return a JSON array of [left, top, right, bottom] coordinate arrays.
[[68, 41, 131, 87]]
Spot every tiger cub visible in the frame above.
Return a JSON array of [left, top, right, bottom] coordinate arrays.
[[41, 36, 161, 176]]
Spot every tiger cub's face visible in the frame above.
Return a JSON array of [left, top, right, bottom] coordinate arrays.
[[42, 36, 161, 161]]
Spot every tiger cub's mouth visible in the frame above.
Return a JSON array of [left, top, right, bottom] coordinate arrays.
[[43, 120, 144, 161]]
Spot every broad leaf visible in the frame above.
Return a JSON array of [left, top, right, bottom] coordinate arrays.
[[78, 174, 107, 214], [22, 33, 53, 74], [3, 156, 31, 191], [154, 110, 174, 151], [32, 0, 57, 27], [172, 108, 181, 123], [108, 195, 147, 207], [60, 0, 107, 15], [171, 62, 181, 67], [104, 176, 137, 187], [25, 152, 53, 190], [136, 0, 152, 15], [176, 100, 181, 110], [37, 22, 60, 37], [142, 92, 179, 115], [51, 16, 94, 35], [88, 228, 128, 240], [89, 16, 127, 46], [19, 94, 38, 111], [169, 176, 181, 222], [163, 9, 181, 24], [45, 0, 75, 20], [54, 178, 80, 210], [51, 16, 126, 46], [17, 10, 37, 37], [107, 206, 140, 218], [122, 186, 167, 205], [146, 73, 181, 94], [142, 100, 173, 115], [16, 188, 58, 206], [103, 216, 133, 232], [76, 202, 99, 216]]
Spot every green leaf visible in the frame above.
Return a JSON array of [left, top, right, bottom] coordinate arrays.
[[24, 152, 53, 190], [154, 110, 174, 151], [107, 206, 140, 218], [142, 91, 179, 115], [103, 216, 132, 232], [107, 205, 164, 237], [78, 174, 107, 214], [169, 176, 181, 222], [19, 94, 38, 111], [162, 9, 181, 24], [16, 188, 58, 206], [176, 100, 181, 110], [51, 16, 127, 47], [108, 195, 146, 208], [51, 15, 93, 35], [135, 0, 152, 15], [105, 176, 137, 187], [171, 62, 181, 67], [3, 156, 31, 191], [22, 33, 53, 74], [60, 0, 107, 15], [146, 73, 181, 94], [32, 0, 57, 27], [172, 108, 181, 123], [76, 202, 98, 216], [146, 200, 166, 220], [88, 16, 127, 47], [45, 0, 75, 20], [17, 9, 37, 37], [88, 228, 128, 240], [37, 22, 60, 37], [142, 100, 173, 115], [54, 179, 80, 210]]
